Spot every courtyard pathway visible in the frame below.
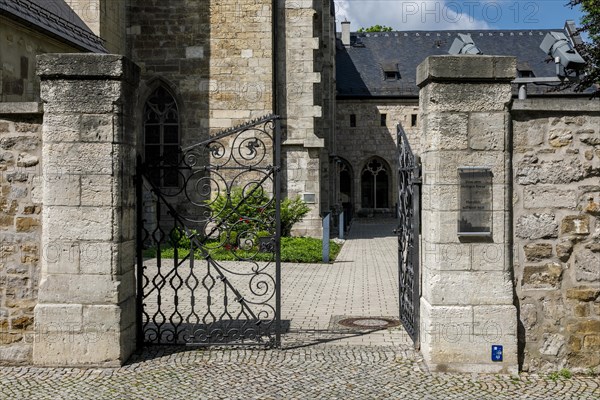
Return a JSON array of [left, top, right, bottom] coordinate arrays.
[[1, 219, 598, 399]]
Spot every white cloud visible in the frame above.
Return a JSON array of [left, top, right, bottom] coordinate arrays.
[[335, 1, 491, 31]]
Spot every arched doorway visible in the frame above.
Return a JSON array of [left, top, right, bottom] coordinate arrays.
[[361, 157, 390, 209]]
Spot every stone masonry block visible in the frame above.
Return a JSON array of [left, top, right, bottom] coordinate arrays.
[[523, 186, 578, 210], [575, 249, 600, 282], [422, 183, 506, 212], [80, 114, 115, 143], [43, 174, 80, 206], [473, 305, 517, 337], [422, 267, 514, 306], [43, 206, 113, 241], [523, 243, 553, 261], [417, 55, 516, 87], [423, 112, 468, 151], [33, 329, 132, 367], [468, 112, 506, 151], [471, 243, 509, 271], [515, 213, 558, 239], [421, 150, 506, 185], [80, 175, 114, 207], [423, 209, 505, 244], [44, 143, 114, 175], [561, 215, 590, 235], [422, 240, 471, 271], [419, 82, 513, 113], [522, 263, 563, 289], [420, 299, 518, 374], [42, 240, 81, 275], [37, 54, 140, 84], [41, 80, 125, 114], [42, 113, 81, 142], [37, 273, 135, 305], [76, 242, 114, 275], [34, 304, 83, 332]]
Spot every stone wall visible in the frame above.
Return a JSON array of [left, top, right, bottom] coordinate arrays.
[[0, 16, 80, 102], [0, 103, 43, 364], [512, 98, 600, 372], [335, 99, 420, 213], [65, 0, 126, 54]]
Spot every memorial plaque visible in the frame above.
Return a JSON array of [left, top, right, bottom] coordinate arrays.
[[458, 168, 493, 237]]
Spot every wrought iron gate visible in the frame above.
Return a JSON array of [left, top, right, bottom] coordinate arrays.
[[136, 115, 281, 347], [396, 124, 421, 346]]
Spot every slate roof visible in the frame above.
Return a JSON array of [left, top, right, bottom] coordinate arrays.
[[336, 29, 591, 98], [0, 0, 106, 53]]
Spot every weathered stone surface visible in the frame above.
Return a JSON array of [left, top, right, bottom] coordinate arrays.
[[581, 136, 600, 146], [556, 238, 574, 262], [540, 333, 565, 356], [520, 302, 538, 331], [523, 263, 563, 289], [468, 112, 505, 151], [548, 130, 573, 147], [16, 154, 39, 168], [567, 287, 600, 302], [523, 243, 553, 261], [561, 215, 590, 235], [575, 250, 600, 282], [516, 214, 558, 239], [583, 335, 600, 350], [523, 187, 577, 210], [583, 198, 600, 215], [567, 320, 600, 335], [0, 152, 15, 164], [574, 303, 589, 317], [15, 217, 39, 232], [416, 55, 516, 86], [516, 155, 586, 185], [0, 137, 40, 151]]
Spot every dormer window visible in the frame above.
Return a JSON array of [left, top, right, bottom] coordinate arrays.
[[518, 69, 535, 78], [382, 63, 400, 80]]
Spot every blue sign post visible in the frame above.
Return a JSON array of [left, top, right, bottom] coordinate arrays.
[[322, 213, 330, 263]]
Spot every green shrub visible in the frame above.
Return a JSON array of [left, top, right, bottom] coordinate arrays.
[[144, 236, 342, 263], [206, 187, 310, 237]]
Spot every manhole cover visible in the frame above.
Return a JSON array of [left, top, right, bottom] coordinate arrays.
[[338, 317, 400, 329]]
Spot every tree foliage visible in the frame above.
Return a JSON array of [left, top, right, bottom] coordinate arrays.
[[567, 0, 600, 95], [357, 25, 393, 33]]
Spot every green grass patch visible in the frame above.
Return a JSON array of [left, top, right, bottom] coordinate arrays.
[[143, 236, 342, 263]]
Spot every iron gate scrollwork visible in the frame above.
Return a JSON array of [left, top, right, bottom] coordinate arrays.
[[136, 115, 281, 347], [396, 123, 421, 346]]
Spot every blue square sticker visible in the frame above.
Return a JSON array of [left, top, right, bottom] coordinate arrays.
[[492, 345, 503, 362]]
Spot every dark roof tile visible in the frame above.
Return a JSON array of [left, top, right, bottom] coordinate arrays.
[[0, 0, 107, 53], [337, 29, 591, 97]]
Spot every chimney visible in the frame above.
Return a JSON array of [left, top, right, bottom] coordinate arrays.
[[341, 20, 351, 46], [565, 20, 583, 46]]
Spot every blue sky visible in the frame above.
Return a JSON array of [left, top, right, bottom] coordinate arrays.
[[334, 1, 584, 31]]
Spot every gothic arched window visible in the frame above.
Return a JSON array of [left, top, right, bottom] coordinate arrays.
[[144, 87, 180, 187], [361, 158, 390, 209]]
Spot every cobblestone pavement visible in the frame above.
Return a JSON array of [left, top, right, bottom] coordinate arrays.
[[1, 345, 598, 399], [1, 219, 598, 399]]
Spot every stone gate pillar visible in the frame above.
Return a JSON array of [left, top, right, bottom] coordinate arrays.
[[417, 55, 518, 373], [33, 54, 139, 366]]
